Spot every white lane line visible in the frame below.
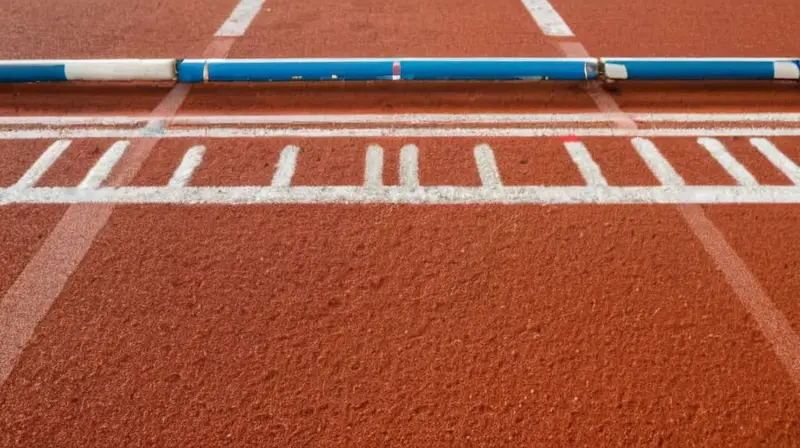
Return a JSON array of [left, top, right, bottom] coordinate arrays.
[[7, 127, 800, 140], [78, 141, 130, 189], [0, 0, 247, 388], [553, 14, 800, 391], [215, 0, 266, 37], [4, 185, 800, 205], [168, 145, 206, 187], [399, 144, 420, 188], [564, 141, 608, 186], [631, 137, 685, 186], [3, 112, 800, 126], [519, 0, 574, 36], [474, 144, 503, 188], [364, 144, 384, 187], [697, 137, 759, 186], [271, 145, 299, 187], [750, 138, 800, 185], [677, 203, 800, 386], [9, 140, 71, 190]]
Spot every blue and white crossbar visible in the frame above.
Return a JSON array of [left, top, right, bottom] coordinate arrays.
[[1, 58, 799, 83], [602, 58, 800, 80], [176, 58, 597, 82], [0, 59, 176, 82]]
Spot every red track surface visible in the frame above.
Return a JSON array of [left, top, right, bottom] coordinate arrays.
[[1, 0, 800, 445]]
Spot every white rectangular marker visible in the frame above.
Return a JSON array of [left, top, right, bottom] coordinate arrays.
[[78, 140, 130, 189], [697, 137, 759, 186], [564, 141, 608, 186], [271, 145, 299, 187], [364, 145, 384, 187], [519, 0, 574, 36], [474, 144, 502, 188], [215, 0, 266, 36], [11, 140, 71, 190], [631, 137, 685, 186], [399, 144, 419, 188], [750, 138, 800, 185], [168, 145, 206, 187]]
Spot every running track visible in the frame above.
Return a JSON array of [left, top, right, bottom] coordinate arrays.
[[1, 0, 800, 445]]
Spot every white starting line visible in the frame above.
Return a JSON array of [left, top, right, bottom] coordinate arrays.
[[2, 135, 800, 205], [4, 127, 800, 139], [3, 185, 800, 205], [3, 112, 800, 126]]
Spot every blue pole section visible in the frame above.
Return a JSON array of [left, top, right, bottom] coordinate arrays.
[[179, 58, 397, 82], [602, 58, 800, 80], [0, 62, 67, 82], [177, 58, 598, 82], [399, 58, 595, 81]]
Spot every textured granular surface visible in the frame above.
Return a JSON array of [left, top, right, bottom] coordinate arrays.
[[1, 205, 799, 446]]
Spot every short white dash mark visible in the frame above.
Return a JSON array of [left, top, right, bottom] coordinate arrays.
[[271, 145, 299, 187], [750, 138, 800, 185], [519, 0, 574, 37], [364, 145, 384, 188], [564, 141, 608, 186], [169, 145, 206, 187], [631, 137, 685, 186], [79, 140, 130, 189], [399, 144, 419, 188], [215, 0, 266, 37], [11, 140, 71, 190], [697, 137, 759, 186], [474, 144, 502, 188]]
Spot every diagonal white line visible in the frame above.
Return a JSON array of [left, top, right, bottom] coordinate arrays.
[[631, 137, 685, 186], [519, 0, 574, 36], [168, 145, 206, 187], [215, 0, 266, 36], [698, 137, 759, 186], [271, 145, 299, 187], [750, 138, 800, 185], [473, 144, 503, 188], [78, 141, 130, 189], [10, 140, 71, 190], [564, 141, 608, 186]]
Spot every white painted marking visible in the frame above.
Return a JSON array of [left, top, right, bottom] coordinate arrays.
[[9, 140, 71, 190], [215, 0, 266, 36], [560, 23, 800, 389], [519, 0, 574, 36], [2, 185, 800, 205], [474, 144, 502, 188], [750, 138, 800, 185], [168, 145, 206, 187], [78, 141, 130, 189], [364, 144, 383, 187], [631, 137, 685, 186], [271, 145, 299, 187], [63, 59, 175, 81], [3, 113, 800, 127], [399, 144, 419, 188], [564, 141, 608, 186], [6, 127, 800, 140], [697, 137, 759, 186]]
